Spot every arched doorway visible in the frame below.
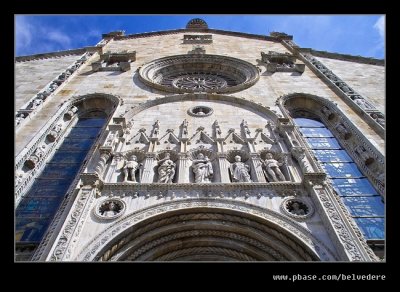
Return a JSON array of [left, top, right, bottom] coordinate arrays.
[[91, 206, 326, 261]]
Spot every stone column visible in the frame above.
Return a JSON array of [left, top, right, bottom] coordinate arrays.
[[249, 153, 266, 182], [177, 153, 190, 183], [95, 150, 111, 178], [141, 153, 157, 183], [217, 153, 231, 183]]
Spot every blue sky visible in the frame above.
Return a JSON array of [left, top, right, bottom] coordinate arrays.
[[16, 15, 385, 59]]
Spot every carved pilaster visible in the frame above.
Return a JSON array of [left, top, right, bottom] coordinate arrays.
[[249, 153, 266, 182], [141, 153, 157, 183], [217, 153, 231, 183], [177, 153, 190, 183], [95, 151, 111, 177]]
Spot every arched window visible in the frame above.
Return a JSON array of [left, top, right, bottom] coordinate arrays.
[[294, 117, 384, 241], [15, 111, 107, 245]]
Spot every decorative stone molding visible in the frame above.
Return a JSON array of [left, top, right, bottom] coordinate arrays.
[[94, 198, 126, 220], [261, 51, 305, 73], [281, 197, 314, 220], [15, 52, 93, 130], [138, 54, 260, 94], [188, 46, 206, 55], [75, 198, 336, 261], [301, 53, 385, 135], [183, 34, 213, 44]]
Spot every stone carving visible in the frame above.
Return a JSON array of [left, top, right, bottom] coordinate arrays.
[[15, 170, 24, 186], [78, 199, 336, 261], [261, 51, 305, 73], [281, 197, 314, 220], [25, 144, 47, 169], [335, 123, 351, 140], [15, 113, 26, 126], [192, 153, 213, 183], [371, 113, 385, 127], [104, 132, 118, 148], [138, 54, 259, 94], [173, 74, 227, 91], [95, 199, 125, 220], [353, 97, 373, 110], [64, 106, 78, 120], [229, 155, 252, 182], [122, 155, 142, 182], [31, 98, 43, 109], [291, 147, 313, 173], [47, 123, 63, 142], [321, 106, 334, 120], [188, 46, 206, 54], [354, 145, 374, 165], [262, 152, 287, 182], [183, 35, 213, 44], [157, 153, 176, 183]]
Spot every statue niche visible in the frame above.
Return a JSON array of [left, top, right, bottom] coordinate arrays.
[[190, 149, 215, 183], [227, 151, 252, 183], [155, 151, 178, 183], [116, 151, 145, 183], [259, 150, 289, 182]]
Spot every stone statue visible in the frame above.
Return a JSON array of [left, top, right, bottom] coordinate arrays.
[[291, 147, 313, 173], [123, 155, 141, 182], [353, 97, 373, 110], [371, 113, 385, 127], [321, 106, 334, 120], [263, 152, 286, 182], [336, 123, 351, 139], [229, 155, 252, 182], [192, 153, 213, 183], [157, 153, 176, 183], [15, 113, 25, 126], [197, 108, 205, 115], [31, 99, 43, 109]]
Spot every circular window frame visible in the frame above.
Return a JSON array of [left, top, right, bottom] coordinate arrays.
[[187, 105, 214, 117], [138, 54, 260, 94], [94, 198, 126, 221], [280, 197, 314, 220]]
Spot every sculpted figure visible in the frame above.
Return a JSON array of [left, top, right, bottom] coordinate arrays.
[[192, 153, 213, 183], [123, 155, 141, 182], [263, 152, 286, 182], [229, 155, 252, 182], [157, 153, 176, 183]]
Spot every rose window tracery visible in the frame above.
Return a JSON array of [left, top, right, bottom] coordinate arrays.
[[172, 74, 227, 91]]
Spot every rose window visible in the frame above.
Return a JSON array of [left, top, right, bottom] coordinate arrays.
[[172, 74, 227, 91]]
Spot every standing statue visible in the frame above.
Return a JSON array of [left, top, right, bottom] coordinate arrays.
[[263, 152, 286, 182], [291, 147, 313, 173], [157, 153, 176, 183], [192, 153, 213, 183], [229, 155, 252, 182], [122, 155, 141, 182]]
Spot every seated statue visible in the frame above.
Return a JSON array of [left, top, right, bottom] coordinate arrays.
[[157, 153, 176, 183], [229, 155, 252, 182], [192, 153, 213, 183]]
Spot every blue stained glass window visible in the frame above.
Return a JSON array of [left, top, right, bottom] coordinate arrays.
[[294, 118, 325, 127], [16, 114, 106, 244], [341, 196, 385, 217], [298, 127, 334, 138], [320, 163, 363, 178], [306, 138, 341, 149], [331, 178, 378, 196], [314, 150, 353, 162], [354, 218, 385, 240], [294, 117, 384, 241]]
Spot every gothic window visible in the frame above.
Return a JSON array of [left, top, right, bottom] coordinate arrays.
[[15, 112, 107, 244], [294, 118, 384, 240]]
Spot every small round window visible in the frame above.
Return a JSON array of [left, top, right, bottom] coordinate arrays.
[[188, 106, 213, 117]]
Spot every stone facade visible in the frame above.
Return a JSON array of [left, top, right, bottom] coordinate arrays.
[[15, 19, 385, 262]]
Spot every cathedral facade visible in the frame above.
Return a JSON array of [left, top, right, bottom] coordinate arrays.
[[15, 19, 385, 261]]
